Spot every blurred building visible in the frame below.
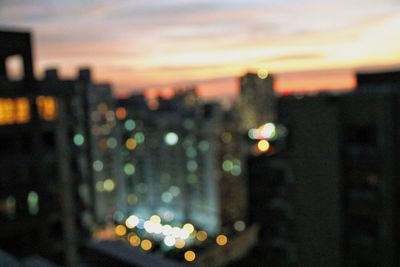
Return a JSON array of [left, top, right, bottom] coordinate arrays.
[[357, 70, 400, 88], [0, 30, 85, 266], [115, 88, 249, 253], [270, 73, 400, 267], [218, 109, 248, 230], [42, 68, 125, 226], [116, 89, 222, 235], [238, 71, 276, 132], [278, 95, 342, 267], [0, 29, 124, 266]]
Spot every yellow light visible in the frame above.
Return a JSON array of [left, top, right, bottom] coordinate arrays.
[[175, 239, 185, 249], [36, 96, 57, 121], [196, 231, 207, 242], [184, 250, 196, 262], [15, 98, 30, 123], [257, 140, 270, 153], [4, 98, 14, 124], [141, 239, 152, 251], [0, 98, 18, 125], [257, 68, 269, 79], [115, 225, 127, 236], [150, 215, 161, 224], [183, 223, 195, 234], [115, 107, 127, 120], [125, 138, 137, 150], [129, 235, 141, 246], [216, 234, 228, 246], [125, 215, 139, 229], [103, 179, 115, 192]]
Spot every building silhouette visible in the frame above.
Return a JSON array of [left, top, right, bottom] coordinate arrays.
[[0, 29, 125, 266]]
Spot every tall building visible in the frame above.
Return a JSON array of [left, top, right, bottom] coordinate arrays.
[[116, 90, 222, 235], [42, 68, 125, 227], [0, 30, 87, 266], [0, 29, 124, 266], [270, 75, 400, 267], [238, 71, 276, 131], [218, 109, 248, 230]]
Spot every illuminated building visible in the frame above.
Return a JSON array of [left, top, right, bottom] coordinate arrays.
[[117, 90, 221, 235], [218, 109, 248, 230], [81, 70, 125, 225], [0, 29, 124, 266], [116, 88, 249, 244], [41, 68, 125, 227], [0, 30, 88, 266], [238, 72, 276, 132]]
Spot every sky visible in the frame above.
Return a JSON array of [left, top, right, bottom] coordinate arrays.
[[1, 0, 400, 100]]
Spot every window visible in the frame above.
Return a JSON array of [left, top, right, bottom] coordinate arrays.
[[5, 55, 24, 81]]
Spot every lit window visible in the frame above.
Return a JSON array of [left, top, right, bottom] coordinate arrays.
[[0, 98, 14, 125], [0, 196, 16, 218], [27, 191, 39, 215], [6, 55, 24, 81], [36, 96, 57, 121], [15, 98, 30, 123]]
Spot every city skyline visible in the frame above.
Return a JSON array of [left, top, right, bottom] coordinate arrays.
[[1, 0, 400, 100]]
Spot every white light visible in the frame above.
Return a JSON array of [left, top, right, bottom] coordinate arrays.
[[144, 221, 155, 233], [162, 225, 173, 236], [153, 223, 163, 234], [172, 227, 181, 238], [164, 132, 179, 146], [248, 129, 259, 140], [125, 215, 139, 229], [182, 223, 195, 234], [179, 229, 190, 240], [260, 123, 276, 139], [164, 236, 176, 247]]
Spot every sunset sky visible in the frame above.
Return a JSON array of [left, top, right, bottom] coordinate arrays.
[[1, 0, 400, 100]]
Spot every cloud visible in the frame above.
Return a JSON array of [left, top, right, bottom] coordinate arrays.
[[1, 0, 400, 96]]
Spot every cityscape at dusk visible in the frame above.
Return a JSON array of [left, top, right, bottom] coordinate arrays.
[[2, 1, 400, 267]]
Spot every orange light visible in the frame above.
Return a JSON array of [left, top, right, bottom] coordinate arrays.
[[125, 138, 137, 150], [216, 234, 228, 246], [15, 98, 30, 123], [129, 235, 141, 246], [36, 96, 57, 121], [257, 140, 270, 153], [114, 225, 127, 236], [141, 239, 152, 251], [184, 250, 196, 262], [0, 98, 14, 125], [0, 98, 31, 125], [196, 231, 207, 241], [175, 239, 185, 249], [116, 107, 127, 120]]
